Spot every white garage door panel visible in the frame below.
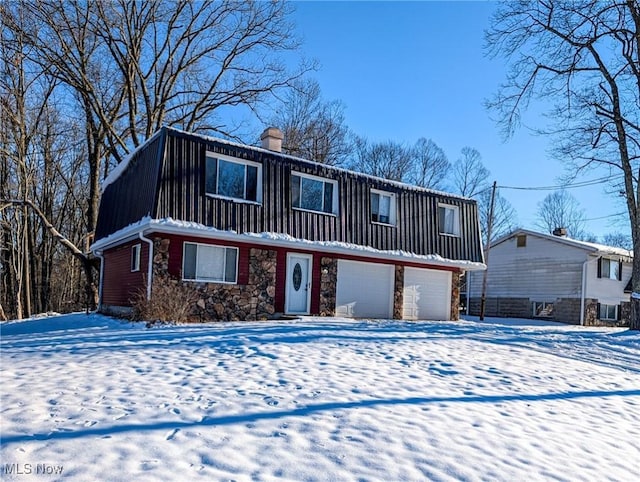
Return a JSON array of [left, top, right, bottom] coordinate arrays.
[[336, 260, 394, 318], [403, 268, 451, 321]]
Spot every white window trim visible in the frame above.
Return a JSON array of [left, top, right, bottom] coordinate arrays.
[[182, 241, 239, 284], [205, 151, 263, 204], [438, 203, 461, 237], [131, 243, 141, 272], [600, 258, 620, 281], [599, 303, 619, 321], [291, 171, 339, 216], [370, 188, 397, 226], [532, 301, 554, 317]]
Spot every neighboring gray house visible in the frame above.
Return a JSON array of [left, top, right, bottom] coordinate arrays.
[[467, 229, 633, 326]]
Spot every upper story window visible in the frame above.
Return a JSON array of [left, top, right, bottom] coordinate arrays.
[[598, 257, 621, 280], [371, 189, 396, 225], [205, 152, 261, 203], [291, 172, 338, 215], [438, 203, 460, 236], [183, 242, 238, 283], [131, 243, 141, 272], [516, 234, 527, 247]]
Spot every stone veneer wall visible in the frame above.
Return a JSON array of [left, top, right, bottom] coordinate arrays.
[[319, 257, 337, 316], [583, 299, 599, 326], [620, 301, 631, 326], [393, 266, 404, 320], [152, 237, 276, 321], [450, 272, 460, 321], [468, 297, 531, 319]]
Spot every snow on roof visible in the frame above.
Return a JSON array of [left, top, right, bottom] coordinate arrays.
[[101, 126, 474, 202], [100, 129, 165, 192], [493, 228, 633, 258], [90, 217, 486, 271]]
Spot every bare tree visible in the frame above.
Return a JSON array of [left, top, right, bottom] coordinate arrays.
[[487, 0, 640, 329], [270, 79, 352, 166], [536, 190, 587, 239], [5, 0, 310, 234], [451, 147, 490, 198], [409, 138, 450, 190], [1, 0, 310, 318], [349, 137, 413, 182], [478, 189, 518, 246], [602, 232, 633, 250]]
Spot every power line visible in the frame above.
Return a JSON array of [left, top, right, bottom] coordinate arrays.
[[499, 175, 616, 191], [583, 211, 626, 221]]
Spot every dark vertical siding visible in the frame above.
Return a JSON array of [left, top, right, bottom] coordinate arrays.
[[95, 132, 165, 239], [99, 129, 483, 263]]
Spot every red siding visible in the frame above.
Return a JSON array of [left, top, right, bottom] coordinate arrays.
[[107, 231, 461, 315], [275, 250, 287, 313], [163, 233, 250, 284], [102, 241, 149, 306]]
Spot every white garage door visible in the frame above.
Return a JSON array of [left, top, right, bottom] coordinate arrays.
[[335, 260, 394, 318], [403, 267, 452, 321]]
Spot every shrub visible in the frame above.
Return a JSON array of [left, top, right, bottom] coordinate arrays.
[[130, 274, 200, 325]]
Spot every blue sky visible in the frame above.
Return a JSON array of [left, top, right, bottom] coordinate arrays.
[[287, 1, 628, 240]]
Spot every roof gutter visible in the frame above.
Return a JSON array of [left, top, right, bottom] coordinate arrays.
[[91, 218, 487, 272]]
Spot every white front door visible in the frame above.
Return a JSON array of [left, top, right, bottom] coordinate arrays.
[[286, 254, 312, 314]]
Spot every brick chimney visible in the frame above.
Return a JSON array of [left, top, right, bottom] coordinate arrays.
[[553, 227, 568, 237], [260, 127, 283, 152]]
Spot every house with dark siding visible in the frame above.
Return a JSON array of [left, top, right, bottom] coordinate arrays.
[[91, 126, 485, 321]]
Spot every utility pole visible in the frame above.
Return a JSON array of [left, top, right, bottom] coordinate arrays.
[[479, 181, 497, 321]]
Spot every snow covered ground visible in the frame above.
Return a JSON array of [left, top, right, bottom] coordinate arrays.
[[1, 313, 639, 481]]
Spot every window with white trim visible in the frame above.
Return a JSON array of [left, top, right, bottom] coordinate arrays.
[[599, 303, 619, 321], [291, 172, 338, 215], [532, 301, 554, 317], [182, 242, 238, 283], [131, 243, 141, 272], [598, 257, 621, 280], [371, 189, 396, 225], [438, 203, 460, 236], [205, 153, 261, 202]]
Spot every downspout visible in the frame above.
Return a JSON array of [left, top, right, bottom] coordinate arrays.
[[580, 259, 588, 326], [466, 271, 470, 316], [139, 232, 154, 301], [95, 250, 105, 312]]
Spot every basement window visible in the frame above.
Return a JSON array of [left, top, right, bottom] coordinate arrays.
[[599, 304, 619, 321], [183, 242, 238, 283], [532, 301, 554, 318]]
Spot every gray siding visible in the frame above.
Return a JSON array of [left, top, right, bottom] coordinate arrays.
[[468, 233, 585, 300]]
